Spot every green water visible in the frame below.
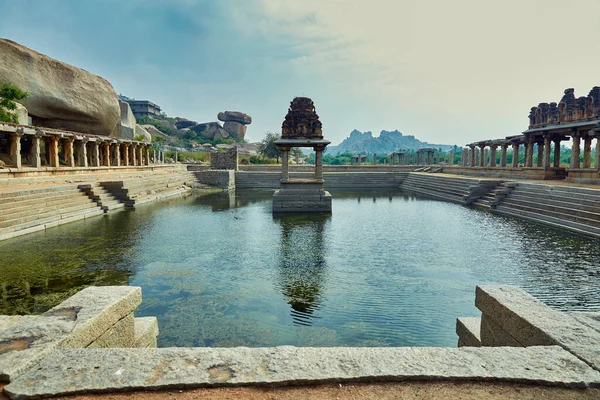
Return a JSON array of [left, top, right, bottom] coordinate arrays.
[[1, 190, 599, 347]]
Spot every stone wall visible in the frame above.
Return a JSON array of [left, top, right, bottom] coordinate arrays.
[[210, 147, 238, 170], [193, 170, 235, 191]]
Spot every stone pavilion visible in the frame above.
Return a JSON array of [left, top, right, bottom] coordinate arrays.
[[272, 97, 332, 213]]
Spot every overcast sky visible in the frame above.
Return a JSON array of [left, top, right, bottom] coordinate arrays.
[[1, 0, 599, 146]]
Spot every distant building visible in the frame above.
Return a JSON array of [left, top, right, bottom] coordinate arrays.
[[118, 95, 162, 119]]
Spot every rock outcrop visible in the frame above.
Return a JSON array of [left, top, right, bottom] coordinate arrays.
[[218, 111, 251, 139], [135, 125, 152, 142], [14, 103, 29, 125], [190, 122, 229, 140], [112, 100, 135, 139], [174, 119, 197, 130], [0, 39, 120, 135]]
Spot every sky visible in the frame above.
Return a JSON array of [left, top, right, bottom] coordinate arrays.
[[1, 0, 599, 146]]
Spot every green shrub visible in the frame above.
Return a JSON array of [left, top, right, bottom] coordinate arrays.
[[0, 81, 29, 123]]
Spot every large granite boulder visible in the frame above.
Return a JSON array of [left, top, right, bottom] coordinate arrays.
[[14, 103, 29, 125], [112, 100, 135, 139], [190, 122, 229, 140], [223, 121, 247, 139], [218, 111, 252, 125], [0, 39, 120, 135], [135, 125, 152, 142], [174, 119, 197, 129], [141, 124, 171, 144]]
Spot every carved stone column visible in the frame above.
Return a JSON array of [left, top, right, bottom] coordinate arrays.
[[92, 141, 101, 167], [536, 141, 544, 167], [478, 146, 485, 167], [10, 131, 24, 169], [281, 147, 289, 182], [543, 135, 551, 168], [512, 143, 520, 168], [145, 146, 150, 165], [49, 135, 60, 168], [113, 142, 121, 167], [489, 146, 497, 167], [469, 146, 475, 167], [138, 146, 144, 166], [500, 144, 508, 168], [123, 144, 130, 166], [553, 140, 561, 168], [315, 148, 324, 180], [583, 134, 592, 168], [78, 139, 88, 167], [65, 137, 75, 167], [525, 139, 534, 167], [102, 142, 110, 167], [31, 134, 42, 168], [572, 133, 581, 168]]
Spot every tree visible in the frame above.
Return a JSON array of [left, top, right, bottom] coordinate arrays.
[[259, 132, 281, 162], [0, 81, 29, 123]]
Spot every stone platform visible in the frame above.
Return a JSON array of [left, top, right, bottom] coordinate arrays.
[[272, 180, 332, 213]]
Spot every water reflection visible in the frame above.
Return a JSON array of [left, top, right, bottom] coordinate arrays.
[[274, 214, 330, 326]]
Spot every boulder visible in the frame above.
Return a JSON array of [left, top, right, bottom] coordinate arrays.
[[217, 111, 252, 125], [151, 119, 176, 132], [111, 100, 135, 139], [223, 121, 247, 139], [135, 125, 152, 142], [174, 119, 197, 129], [190, 122, 229, 140], [0, 39, 120, 135], [14, 103, 29, 125]]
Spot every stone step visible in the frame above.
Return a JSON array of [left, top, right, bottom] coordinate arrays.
[[401, 180, 470, 197], [507, 192, 600, 213], [0, 205, 104, 233], [401, 186, 466, 204], [0, 201, 101, 229], [496, 202, 600, 229], [502, 197, 600, 223], [0, 195, 95, 222], [0, 190, 93, 214], [510, 187, 600, 204], [0, 185, 78, 205]]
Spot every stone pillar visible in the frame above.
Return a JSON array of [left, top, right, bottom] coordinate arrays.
[[145, 146, 150, 166], [315, 148, 324, 180], [583, 135, 592, 168], [500, 145, 508, 168], [152, 150, 156, 164], [92, 142, 100, 167], [553, 140, 561, 168], [123, 144, 130, 166], [543, 135, 551, 168], [525, 139, 534, 167], [572, 133, 581, 168], [31, 135, 42, 168], [78, 140, 88, 167], [469, 146, 476, 167], [478, 146, 485, 167], [373, 153, 377, 165], [138, 146, 144, 166], [113, 143, 121, 167], [489, 145, 497, 167], [281, 148, 289, 182], [390, 155, 395, 166], [536, 142, 544, 168], [512, 143, 520, 168], [10, 132, 23, 169], [49, 135, 59, 168], [428, 151, 433, 165], [102, 142, 110, 167], [65, 137, 75, 167], [132, 144, 138, 166], [484, 148, 489, 166], [595, 138, 600, 168], [357, 154, 361, 167]]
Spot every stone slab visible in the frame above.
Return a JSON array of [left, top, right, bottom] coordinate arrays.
[[44, 286, 141, 348], [570, 312, 600, 334], [0, 316, 74, 382], [476, 285, 600, 371], [480, 314, 522, 347], [6, 346, 600, 399], [134, 317, 159, 349], [455, 317, 481, 347], [88, 313, 135, 349]]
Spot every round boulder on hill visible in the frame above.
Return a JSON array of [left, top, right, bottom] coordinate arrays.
[[135, 125, 152, 142], [223, 121, 247, 139], [175, 119, 198, 129], [217, 111, 252, 125], [0, 39, 120, 135], [190, 122, 229, 140]]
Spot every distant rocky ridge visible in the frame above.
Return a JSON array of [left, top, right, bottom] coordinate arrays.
[[326, 129, 456, 155]]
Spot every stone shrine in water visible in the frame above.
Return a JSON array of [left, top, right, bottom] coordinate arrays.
[[272, 97, 332, 213]]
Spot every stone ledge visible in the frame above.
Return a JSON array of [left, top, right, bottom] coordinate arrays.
[[134, 317, 159, 348], [475, 285, 600, 371], [5, 346, 600, 399]]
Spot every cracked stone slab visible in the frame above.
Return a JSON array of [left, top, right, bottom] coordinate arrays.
[[0, 316, 74, 382], [455, 317, 481, 347], [45, 286, 141, 348], [475, 285, 600, 371], [5, 346, 600, 399]]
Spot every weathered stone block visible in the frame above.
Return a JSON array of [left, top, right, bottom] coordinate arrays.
[[6, 346, 600, 398], [0, 315, 74, 382], [87, 313, 135, 349], [45, 286, 142, 348], [476, 285, 600, 370], [194, 170, 235, 191], [455, 317, 481, 347], [134, 317, 159, 348], [480, 314, 522, 347]]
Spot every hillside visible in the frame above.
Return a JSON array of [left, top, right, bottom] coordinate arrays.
[[326, 129, 456, 155]]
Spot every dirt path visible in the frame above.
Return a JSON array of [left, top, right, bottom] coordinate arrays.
[[4, 382, 599, 400]]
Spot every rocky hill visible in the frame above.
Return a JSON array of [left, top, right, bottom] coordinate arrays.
[[326, 129, 456, 155]]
